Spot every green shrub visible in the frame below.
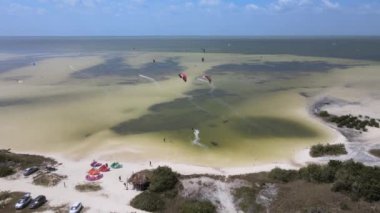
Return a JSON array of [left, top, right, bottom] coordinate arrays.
[[233, 187, 261, 213], [180, 200, 216, 213], [339, 202, 350, 211], [130, 191, 165, 212], [299, 164, 324, 183], [318, 111, 330, 117], [269, 167, 298, 183], [0, 166, 15, 177], [149, 166, 178, 193], [310, 144, 347, 157], [332, 160, 380, 202]]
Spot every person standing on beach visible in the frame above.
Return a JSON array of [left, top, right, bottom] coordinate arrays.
[[119, 176, 121, 182], [149, 161, 152, 167]]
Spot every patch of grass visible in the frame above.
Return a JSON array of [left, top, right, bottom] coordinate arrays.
[[0, 191, 11, 201], [369, 149, 380, 158], [0, 150, 57, 178], [233, 186, 262, 213], [130, 191, 165, 212], [75, 183, 102, 192], [0, 149, 56, 169], [0, 166, 15, 177], [310, 144, 347, 157], [0, 191, 24, 211], [179, 200, 216, 213], [269, 168, 298, 183], [33, 173, 67, 187], [272, 160, 380, 202]]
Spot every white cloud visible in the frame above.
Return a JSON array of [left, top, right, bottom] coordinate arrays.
[[270, 0, 339, 11], [199, 0, 220, 6], [321, 0, 339, 9], [271, 0, 311, 11], [7, 3, 46, 15], [245, 3, 259, 11], [51, 0, 102, 7]]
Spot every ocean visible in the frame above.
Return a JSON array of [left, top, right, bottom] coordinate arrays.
[[0, 37, 378, 166]]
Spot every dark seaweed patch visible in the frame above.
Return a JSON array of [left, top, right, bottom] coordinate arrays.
[[0, 99, 32, 107], [206, 61, 351, 75], [0, 57, 40, 74], [0, 92, 93, 108], [230, 116, 318, 138], [111, 89, 237, 135], [111, 94, 215, 134], [71, 57, 183, 82]]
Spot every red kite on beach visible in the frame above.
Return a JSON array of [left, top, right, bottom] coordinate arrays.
[[178, 72, 187, 82]]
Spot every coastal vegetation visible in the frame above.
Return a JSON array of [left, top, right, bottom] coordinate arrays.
[[180, 200, 216, 213], [318, 111, 380, 131], [130, 191, 165, 212], [269, 160, 380, 202], [75, 183, 102, 192], [309, 143, 347, 157], [233, 186, 262, 212], [0, 149, 56, 178], [33, 173, 67, 187], [0, 166, 14, 177], [149, 166, 178, 193], [130, 166, 216, 212]]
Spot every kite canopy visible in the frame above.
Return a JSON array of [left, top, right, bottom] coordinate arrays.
[[99, 164, 110, 172], [90, 161, 102, 167], [178, 72, 188, 82], [86, 174, 103, 181], [88, 168, 100, 176], [111, 162, 123, 169]]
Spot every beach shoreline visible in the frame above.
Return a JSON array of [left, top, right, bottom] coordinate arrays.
[[1, 93, 379, 212]]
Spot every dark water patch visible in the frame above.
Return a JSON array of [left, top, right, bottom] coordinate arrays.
[[117, 79, 141, 85], [231, 116, 319, 138], [0, 56, 40, 74], [71, 57, 183, 82], [0, 92, 94, 108], [112, 109, 212, 134], [206, 61, 351, 76], [111, 89, 238, 135], [299, 92, 311, 98], [2, 75, 32, 81], [2, 37, 380, 61], [0, 99, 33, 107]]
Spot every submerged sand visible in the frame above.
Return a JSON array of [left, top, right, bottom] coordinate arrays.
[[0, 52, 379, 167]]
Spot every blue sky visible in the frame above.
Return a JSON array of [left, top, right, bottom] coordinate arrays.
[[0, 0, 380, 36]]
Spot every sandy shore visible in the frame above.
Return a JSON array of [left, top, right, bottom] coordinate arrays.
[[0, 152, 299, 212]]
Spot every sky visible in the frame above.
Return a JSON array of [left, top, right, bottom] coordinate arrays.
[[0, 0, 380, 36]]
